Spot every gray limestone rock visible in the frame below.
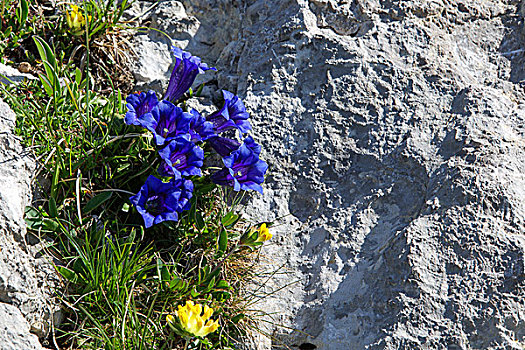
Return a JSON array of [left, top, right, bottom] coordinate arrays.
[[0, 302, 46, 350], [0, 99, 60, 346], [131, 0, 525, 348]]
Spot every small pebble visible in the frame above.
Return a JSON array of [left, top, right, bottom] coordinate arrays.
[[18, 62, 31, 73]]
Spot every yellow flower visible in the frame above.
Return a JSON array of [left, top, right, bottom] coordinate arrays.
[[166, 314, 175, 324], [65, 5, 90, 35], [255, 223, 272, 242], [169, 301, 219, 337]]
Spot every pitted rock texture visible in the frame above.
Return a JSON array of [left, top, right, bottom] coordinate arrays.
[[0, 303, 46, 350], [0, 99, 60, 348], [131, 0, 525, 348]]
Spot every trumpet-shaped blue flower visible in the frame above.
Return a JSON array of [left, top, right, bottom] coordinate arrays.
[[207, 136, 241, 157], [206, 90, 252, 134], [142, 100, 193, 146], [211, 137, 267, 194], [189, 109, 215, 142], [125, 91, 159, 126], [164, 47, 216, 103], [129, 176, 194, 228], [158, 137, 204, 179]]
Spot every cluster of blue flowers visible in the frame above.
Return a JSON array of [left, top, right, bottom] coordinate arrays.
[[126, 47, 268, 228]]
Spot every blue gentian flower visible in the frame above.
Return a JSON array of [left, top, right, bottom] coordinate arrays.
[[125, 91, 159, 125], [129, 175, 194, 228], [207, 136, 241, 157], [158, 136, 204, 179], [164, 47, 216, 103], [189, 109, 215, 142], [206, 90, 252, 134], [211, 137, 267, 194], [243, 135, 261, 155], [142, 100, 193, 146]]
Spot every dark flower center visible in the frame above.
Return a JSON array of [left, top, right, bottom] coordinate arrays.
[[145, 194, 166, 215]]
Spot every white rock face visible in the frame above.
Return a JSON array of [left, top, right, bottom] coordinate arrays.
[[0, 303, 47, 350], [0, 99, 60, 348], [132, 0, 525, 348]]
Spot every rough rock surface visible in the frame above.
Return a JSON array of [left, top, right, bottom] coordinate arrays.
[[0, 302, 46, 350], [131, 0, 525, 349], [0, 99, 59, 348]]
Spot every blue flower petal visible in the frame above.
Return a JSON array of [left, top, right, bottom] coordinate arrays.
[[189, 109, 215, 142], [212, 140, 267, 194], [129, 176, 194, 228], [146, 101, 193, 146], [208, 136, 241, 157], [164, 47, 216, 102], [158, 137, 204, 178], [125, 91, 159, 126]]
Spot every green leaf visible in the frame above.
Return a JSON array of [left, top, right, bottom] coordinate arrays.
[[206, 268, 220, 285], [195, 183, 216, 195], [50, 161, 60, 202], [197, 266, 204, 284], [56, 265, 78, 283], [190, 286, 199, 298], [216, 280, 230, 289], [169, 277, 183, 290], [48, 197, 58, 218], [25, 206, 42, 219], [196, 211, 205, 230], [38, 74, 53, 97], [41, 60, 62, 95], [116, 0, 129, 23], [33, 36, 58, 81], [126, 227, 136, 243], [83, 191, 112, 213], [194, 83, 204, 97], [89, 22, 106, 38], [75, 67, 82, 85], [16, 0, 29, 28], [20, 0, 29, 24], [42, 218, 59, 231], [160, 265, 171, 283], [221, 212, 239, 227], [207, 276, 216, 291], [25, 219, 43, 230], [217, 291, 231, 301], [217, 228, 228, 257], [25, 207, 45, 230]]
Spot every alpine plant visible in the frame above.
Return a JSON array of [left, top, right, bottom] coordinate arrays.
[[125, 47, 268, 228]]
